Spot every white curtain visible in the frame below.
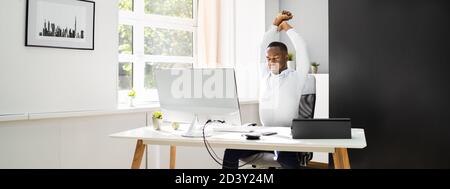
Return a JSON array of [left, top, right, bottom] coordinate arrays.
[[197, 0, 222, 67], [196, 0, 260, 99]]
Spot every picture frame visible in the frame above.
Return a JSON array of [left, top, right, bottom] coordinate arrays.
[[25, 0, 95, 50]]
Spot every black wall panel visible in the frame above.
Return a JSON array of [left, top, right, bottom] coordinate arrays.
[[330, 0, 450, 168]]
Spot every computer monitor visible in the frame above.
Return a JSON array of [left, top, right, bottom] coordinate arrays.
[[155, 68, 242, 137]]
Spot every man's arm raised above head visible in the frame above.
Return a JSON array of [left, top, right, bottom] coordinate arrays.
[[280, 21, 311, 89], [273, 10, 293, 27], [259, 11, 294, 77]]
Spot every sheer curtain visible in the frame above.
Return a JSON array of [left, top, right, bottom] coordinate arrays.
[[197, 0, 222, 67], [196, 0, 259, 99]]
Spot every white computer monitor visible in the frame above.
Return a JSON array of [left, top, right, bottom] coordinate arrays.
[[155, 68, 242, 137]]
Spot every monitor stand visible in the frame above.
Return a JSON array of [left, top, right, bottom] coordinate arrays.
[[182, 114, 212, 138]]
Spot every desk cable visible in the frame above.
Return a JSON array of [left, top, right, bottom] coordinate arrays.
[[202, 120, 264, 169]]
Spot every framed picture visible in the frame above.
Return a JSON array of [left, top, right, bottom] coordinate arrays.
[[25, 0, 95, 50]]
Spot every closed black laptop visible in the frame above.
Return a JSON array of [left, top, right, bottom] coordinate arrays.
[[291, 118, 352, 139]]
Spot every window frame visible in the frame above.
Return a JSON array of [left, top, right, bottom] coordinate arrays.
[[118, 0, 198, 105]]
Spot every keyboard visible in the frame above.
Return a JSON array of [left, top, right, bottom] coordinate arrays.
[[210, 124, 257, 133]]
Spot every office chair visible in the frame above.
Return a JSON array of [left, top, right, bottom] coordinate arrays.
[[240, 75, 319, 169]]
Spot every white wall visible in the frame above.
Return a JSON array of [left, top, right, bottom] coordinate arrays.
[[0, 0, 118, 115], [265, 0, 280, 30], [0, 112, 145, 168], [280, 0, 329, 73]]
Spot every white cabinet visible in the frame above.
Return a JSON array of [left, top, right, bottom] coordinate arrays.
[[313, 74, 329, 119]]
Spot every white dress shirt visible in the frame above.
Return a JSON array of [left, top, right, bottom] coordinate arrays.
[[259, 25, 310, 127]]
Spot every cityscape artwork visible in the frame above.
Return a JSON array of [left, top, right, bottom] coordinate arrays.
[[26, 0, 95, 50]]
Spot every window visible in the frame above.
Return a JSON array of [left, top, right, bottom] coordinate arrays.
[[118, 0, 197, 105], [118, 25, 133, 54], [144, 0, 193, 18], [118, 62, 133, 90]]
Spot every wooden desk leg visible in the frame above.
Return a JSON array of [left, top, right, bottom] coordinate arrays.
[[332, 148, 351, 169], [131, 139, 146, 169], [170, 145, 176, 169]]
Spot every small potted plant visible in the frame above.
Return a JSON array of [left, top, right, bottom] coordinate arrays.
[[311, 62, 320, 74], [287, 53, 295, 70], [152, 111, 163, 130], [128, 89, 136, 107], [171, 122, 180, 130]]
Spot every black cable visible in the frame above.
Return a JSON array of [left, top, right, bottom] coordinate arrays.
[[203, 124, 262, 169], [203, 120, 222, 159], [202, 121, 228, 164], [202, 120, 265, 169]]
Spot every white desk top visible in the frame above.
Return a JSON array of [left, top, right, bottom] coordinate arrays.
[[110, 125, 366, 153]]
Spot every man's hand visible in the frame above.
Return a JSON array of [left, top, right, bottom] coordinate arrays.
[[273, 10, 293, 26], [278, 21, 293, 32]]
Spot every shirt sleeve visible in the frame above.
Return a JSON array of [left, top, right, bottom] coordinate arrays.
[[259, 25, 280, 78], [286, 28, 311, 91]]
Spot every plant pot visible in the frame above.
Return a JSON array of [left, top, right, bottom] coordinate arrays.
[[152, 118, 162, 130], [311, 66, 318, 74], [129, 97, 135, 107], [287, 61, 296, 70], [171, 122, 180, 130]]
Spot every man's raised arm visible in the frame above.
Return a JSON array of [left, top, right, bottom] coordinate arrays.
[[281, 22, 310, 75], [259, 12, 293, 77], [279, 21, 311, 90]]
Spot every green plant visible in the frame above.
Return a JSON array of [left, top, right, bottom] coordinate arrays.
[[128, 89, 136, 97], [311, 62, 320, 67], [287, 53, 294, 61], [153, 111, 163, 119], [171, 122, 180, 130]]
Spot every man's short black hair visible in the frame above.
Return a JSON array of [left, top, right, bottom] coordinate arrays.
[[267, 41, 288, 53]]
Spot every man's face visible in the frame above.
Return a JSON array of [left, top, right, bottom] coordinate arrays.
[[266, 47, 288, 74]]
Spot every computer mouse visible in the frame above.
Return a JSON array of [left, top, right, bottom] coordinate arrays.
[[245, 133, 261, 140], [243, 122, 257, 127]]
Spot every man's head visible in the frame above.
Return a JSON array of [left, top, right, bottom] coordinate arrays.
[[266, 41, 289, 74]]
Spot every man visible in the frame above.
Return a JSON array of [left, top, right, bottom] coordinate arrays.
[[222, 10, 311, 169]]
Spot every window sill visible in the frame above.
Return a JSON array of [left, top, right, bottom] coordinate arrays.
[[0, 114, 29, 122], [0, 99, 259, 123], [0, 105, 160, 123]]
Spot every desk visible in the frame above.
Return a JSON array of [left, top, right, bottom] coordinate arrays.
[[110, 125, 366, 169]]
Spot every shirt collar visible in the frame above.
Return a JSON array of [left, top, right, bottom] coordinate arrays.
[[269, 68, 293, 78]]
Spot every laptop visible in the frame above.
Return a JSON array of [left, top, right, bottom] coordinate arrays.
[[291, 118, 352, 139]]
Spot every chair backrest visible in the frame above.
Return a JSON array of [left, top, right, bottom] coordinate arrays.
[[297, 75, 316, 166], [299, 75, 316, 119]]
